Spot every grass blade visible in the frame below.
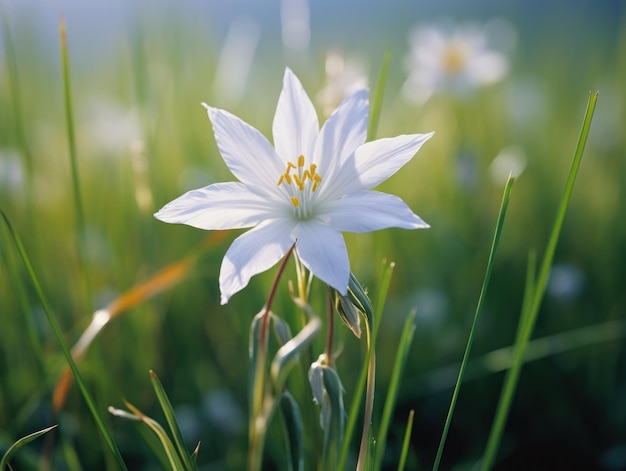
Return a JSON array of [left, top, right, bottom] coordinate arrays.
[[0, 425, 57, 471], [0, 211, 128, 470], [373, 309, 418, 470], [59, 18, 90, 307], [433, 175, 515, 471], [397, 410, 415, 471], [149, 370, 195, 470], [367, 50, 391, 142], [480, 91, 598, 470]]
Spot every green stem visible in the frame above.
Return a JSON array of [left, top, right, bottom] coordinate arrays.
[[432, 176, 515, 471]]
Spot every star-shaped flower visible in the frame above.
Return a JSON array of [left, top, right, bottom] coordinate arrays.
[[155, 68, 433, 304]]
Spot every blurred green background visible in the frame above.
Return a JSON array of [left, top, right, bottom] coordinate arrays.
[[1, 0, 625, 469]]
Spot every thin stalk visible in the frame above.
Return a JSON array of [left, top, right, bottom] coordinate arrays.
[[59, 18, 90, 307], [248, 244, 296, 471], [1, 211, 128, 470], [480, 92, 598, 470], [432, 176, 515, 471]]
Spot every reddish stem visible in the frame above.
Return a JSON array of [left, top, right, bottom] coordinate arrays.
[[260, 243, 296, 347]]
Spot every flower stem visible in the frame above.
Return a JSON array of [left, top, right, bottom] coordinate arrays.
[[249, 243, 296, 471], [325, 287, 334, 367]]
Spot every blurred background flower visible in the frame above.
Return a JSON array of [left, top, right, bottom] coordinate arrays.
[[402, 18, 515, 104]]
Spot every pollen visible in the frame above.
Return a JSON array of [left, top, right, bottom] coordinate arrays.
[[276, 155, 323, 194], [290, 196, 300, 207]]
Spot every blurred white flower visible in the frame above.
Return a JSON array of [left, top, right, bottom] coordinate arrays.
[[489, 145, 527, 184], [316, 51, 368, 117], [155, 68, 433, 304], [403, 19, 513, 104]]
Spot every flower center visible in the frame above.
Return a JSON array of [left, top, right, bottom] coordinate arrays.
[[276, 154, 322, 218], [442, 43, 467, 74]]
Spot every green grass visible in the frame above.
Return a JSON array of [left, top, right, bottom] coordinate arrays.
[[1, 4, 624, 470]]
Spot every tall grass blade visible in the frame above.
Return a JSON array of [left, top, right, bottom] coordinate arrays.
[[367, 50, 391, 142], [149, 370, 195, 470], [433, 175, 515, 471], [0, 227, 46, 380], [397, 410, 415, 471], [59, 18, 90, 307], [0, 211, 128, 470], [480, 91, 598, 470], [0, 425, 57, 471], [374, 309, 418, 470]]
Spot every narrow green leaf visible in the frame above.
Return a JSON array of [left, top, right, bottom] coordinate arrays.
[[0, 211, 128, 470], [397, 410, 415, 471], [321, 367, 345, 470], [149, 370, 195, 470], [123, 402, 187, 471], [279, 391, 304, 471], [433, 175, 515, 471], [367, 50, 392, 142], [374, 310, 418, 470], [59, 18, 90, 308], [0, 425, 57, 471], [481, 92, 598, 471]]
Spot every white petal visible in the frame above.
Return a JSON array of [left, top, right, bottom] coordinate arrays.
[[346, 132, 435, 193], [293, 222, 350, 295], [313, 89, 369, 201], [272, 68, 319, 163], [321, 190, 429, 233], [154, 182, 278, 230], [204, 104, 283, 193], [219, 219, 295, 304]]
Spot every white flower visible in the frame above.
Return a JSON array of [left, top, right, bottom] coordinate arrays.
[[155, 68, 433, 304], [403, 20, 511, 104]]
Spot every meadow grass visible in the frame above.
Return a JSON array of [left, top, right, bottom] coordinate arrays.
[[1, 4, 624, 470]]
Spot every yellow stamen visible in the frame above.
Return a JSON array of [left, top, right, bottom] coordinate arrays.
[[290, 196, 300, 207], [277, 174, 285, 186], [293, 174, 304, 191], [298, 155, 305, 167]]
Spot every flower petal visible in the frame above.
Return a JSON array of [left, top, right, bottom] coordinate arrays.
[[154, 182, 278, 230], [293, 222, 350, 295], [272, 68, 319, 163], [203, 104, 283, 193], [313, 88, 369, 200], [219, 219, 295, 304], [346, 132, 435, 193], [321, 190, 429, 233]]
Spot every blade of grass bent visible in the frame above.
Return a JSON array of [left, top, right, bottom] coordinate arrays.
[[480, 91, 598, 471], [374, 309, 418, 470], [0, 425, 57, 471], [0, 211, 128, 470], [432, 175, 515, 471]]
